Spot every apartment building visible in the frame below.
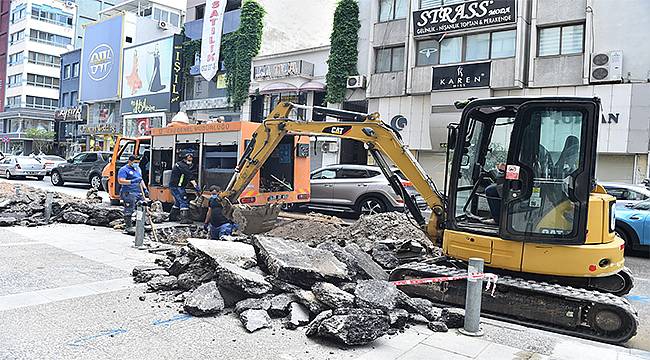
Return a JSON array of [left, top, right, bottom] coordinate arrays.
[[0, 0, 76, 154], [347, 0, 650, 184]]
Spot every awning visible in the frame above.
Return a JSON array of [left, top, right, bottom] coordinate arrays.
[[259, 82, 298, 95], [299, 81, 326, 92]]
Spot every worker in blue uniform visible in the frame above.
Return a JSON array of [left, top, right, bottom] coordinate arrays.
[[118, 155, 148, 234]]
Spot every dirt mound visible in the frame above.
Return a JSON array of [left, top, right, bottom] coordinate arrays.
[[264, 218, 342, 247]]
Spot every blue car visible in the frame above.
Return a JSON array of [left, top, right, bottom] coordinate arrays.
[[615, 200, 650, 253]]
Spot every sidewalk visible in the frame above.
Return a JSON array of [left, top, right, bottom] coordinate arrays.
[[1, 224, 648, 360]]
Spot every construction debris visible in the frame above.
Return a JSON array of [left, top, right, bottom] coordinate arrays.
[[239, 309, 272, 332], [305, 308, 390, 345], [183, 281, 224, 316]]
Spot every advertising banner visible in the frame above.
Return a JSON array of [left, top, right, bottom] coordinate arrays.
[[200, 0, 228, 81], [80, 15, 124, 102], [120, 36, 184, 115], [413, 0, 516, 37], [432, 62, 491, 90]]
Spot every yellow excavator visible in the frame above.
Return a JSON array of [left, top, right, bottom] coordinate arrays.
[[220, 97, 638, 343]]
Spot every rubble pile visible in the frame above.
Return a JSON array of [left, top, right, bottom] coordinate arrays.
[[134, 235, 463, 346], [264, 217, 343, 247], [146, 224, 208, 244]]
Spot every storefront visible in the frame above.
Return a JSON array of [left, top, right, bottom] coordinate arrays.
[[82, 102, 119, 151], [119, 35, 183, 136], [55, 106, 86, 157]]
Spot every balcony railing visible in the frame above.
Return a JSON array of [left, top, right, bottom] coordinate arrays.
[[28, 59, 60, 68], [31, 15, 73, 28], [29, 37, 69, 48]]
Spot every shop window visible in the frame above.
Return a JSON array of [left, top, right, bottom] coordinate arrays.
[[375, 46, 405, 73], [379, 0, 407, 22], [416, 39, 439, 66], [465, 33, 490, 61], [440, 37, 462, 64], [538, 24, 584, 56], [491, 30, 516, 59]]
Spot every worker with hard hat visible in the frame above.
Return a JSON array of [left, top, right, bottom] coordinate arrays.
[[169, 150, 200, 224]]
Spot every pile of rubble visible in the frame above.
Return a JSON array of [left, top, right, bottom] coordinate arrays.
[[146, 224, 208, 244], [134, 235, 460, 346]]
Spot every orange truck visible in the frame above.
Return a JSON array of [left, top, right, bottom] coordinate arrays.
[[102, 120, 311, 208]]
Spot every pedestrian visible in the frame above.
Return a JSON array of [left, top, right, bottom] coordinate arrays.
[[169, 150, 200, 224], [117, 155, 149, 234], [203, 185, 238, 239]]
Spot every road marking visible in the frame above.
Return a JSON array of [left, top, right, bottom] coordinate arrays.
[[152, 314, 192, 326]]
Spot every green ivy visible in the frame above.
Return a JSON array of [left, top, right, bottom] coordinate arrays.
[[179, 1, 265, 109], [325, 0, 360, 104], [222, 0, 265, 109]]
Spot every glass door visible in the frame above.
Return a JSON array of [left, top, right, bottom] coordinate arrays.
[[499, 101, 599, 244]]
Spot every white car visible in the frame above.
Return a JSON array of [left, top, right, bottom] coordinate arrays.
[[601, 182, 650, 208], [0, 156, 47, 180], [36, 155, 67, 175]]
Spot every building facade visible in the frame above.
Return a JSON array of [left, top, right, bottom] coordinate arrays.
[[347, 0, 650, 185], [1, 0, 77, 154], [72, 0, 114, 48], [54, 48, 83, 157], [0, 1, 10, 113]]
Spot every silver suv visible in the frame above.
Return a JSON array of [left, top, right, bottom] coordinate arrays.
[[307, 164, 426, 216]]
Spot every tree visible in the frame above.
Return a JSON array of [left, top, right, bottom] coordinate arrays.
[[222, 0, 265, 109], [25, 128, 55, 154], [325, 0, 360, 104]]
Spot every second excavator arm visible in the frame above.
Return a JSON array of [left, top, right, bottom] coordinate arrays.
[[222, 102, 446, 240]]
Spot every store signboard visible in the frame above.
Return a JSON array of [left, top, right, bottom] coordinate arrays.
[[120, 35, 184, 115], [253, 60, 314, 81], [432, 62, 491, 90], [413, 0, 516, 37], [80, 15, 124, 102], [54, 107, 82, 121]]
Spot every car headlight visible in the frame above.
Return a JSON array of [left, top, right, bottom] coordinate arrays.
[[609, 201, 616, 233]]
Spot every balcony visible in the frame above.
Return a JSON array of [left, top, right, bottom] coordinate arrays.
[[29, 37, 70, 48], [31, 14, 73, 28]]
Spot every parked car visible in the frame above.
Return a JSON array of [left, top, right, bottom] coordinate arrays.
[[50, 151, 112, 189], [303, 164, 427, 216], [601, 182, 650, 208], [35, 155, 67, 175], [0, 156, 47, 180], [614, 200, 650, 253]]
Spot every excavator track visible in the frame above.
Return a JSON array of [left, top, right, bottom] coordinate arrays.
[[391, 262, 638, 344]]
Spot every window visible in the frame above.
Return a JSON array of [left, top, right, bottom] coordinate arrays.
[[83, 153, 98, 162], [7, 74, 22, 88], [538, 24, 584, 56], [375, 46, 405, 73], [9, 30, 25, 45], [25, 96, 58, 109], [420, 0, 471, 9], [418, 30, 516, 66], [6, 96, 21, 109], [72, 153, 86, 164], [170, 12, 180, 27], [440, 37, 462, 64], [195, 4, 205, 19], [27, 74, 59, 89], [336, 169, 370, 179], [61, 93, 68, 108], [416, 39, 439, 66], [379, 0, 407, 22], [30, 30, 71, 47], [31, 4, 73, 27], [10, 5, 26, 23], [311, 169, 336, 179], [465, 33, 490, 61], [28, 52, 60, 67], [70, 91, 78, 106], [8, 52, 24, 66], [72, 62, 79, 77], [491, 30, 516, 59], [64, 65, 71, 79]]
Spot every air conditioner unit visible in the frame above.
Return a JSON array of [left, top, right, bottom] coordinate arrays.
[[590, 50, 623, 83], [321, 142, 339, 153], [346, 75, 366, 89], [158, 20, 168, 30]]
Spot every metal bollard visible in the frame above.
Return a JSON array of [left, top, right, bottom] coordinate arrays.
[[44, 192, 53, 222], [134, 204, 145, 248], [459, 257, 485, 337], [14, 185, 20, 196]]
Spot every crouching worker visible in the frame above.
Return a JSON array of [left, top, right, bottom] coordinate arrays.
[[203, 185, 238, 239], [117, 155, 149, 234]]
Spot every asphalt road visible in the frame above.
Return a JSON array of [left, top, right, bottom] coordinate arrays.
[[0, 176, 109, 203]]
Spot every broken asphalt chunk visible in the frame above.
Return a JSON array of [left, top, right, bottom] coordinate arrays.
[[306, 308, 389, 345], [354, 280, 399, 312], [183, 281, 225, 316], [239, 309, 272, 332], [311, 282, 355, 309], [188, 238, 257, 269], [214, 262, 273, 297]]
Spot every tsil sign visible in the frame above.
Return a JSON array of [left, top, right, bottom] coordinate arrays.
[[413, 0, 516, 37]]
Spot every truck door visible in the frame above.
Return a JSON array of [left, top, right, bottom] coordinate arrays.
[[499, 100, 599, 245]]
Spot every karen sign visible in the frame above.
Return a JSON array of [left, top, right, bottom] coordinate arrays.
[[432, 62, 491, 90], [413, 0, 516, 37]]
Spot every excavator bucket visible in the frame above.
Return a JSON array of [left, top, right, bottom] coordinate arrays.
[[222, 200, 281, 234]]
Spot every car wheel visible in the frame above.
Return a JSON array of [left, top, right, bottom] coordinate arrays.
[[36, 176, 44, 181], [90, 174, 102, 190], [51, 171, 64, 186], [358, 196, 387, 216], [5, 170, 12, 180]]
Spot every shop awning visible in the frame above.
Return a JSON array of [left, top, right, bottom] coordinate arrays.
[[299, 81, 326, 92], [259, 82, 298, 95]]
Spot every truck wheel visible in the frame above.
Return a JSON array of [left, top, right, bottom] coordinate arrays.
[[90, 174, 102, 190], [51, 171, 64, 186], [357, 196, 387, 216]]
